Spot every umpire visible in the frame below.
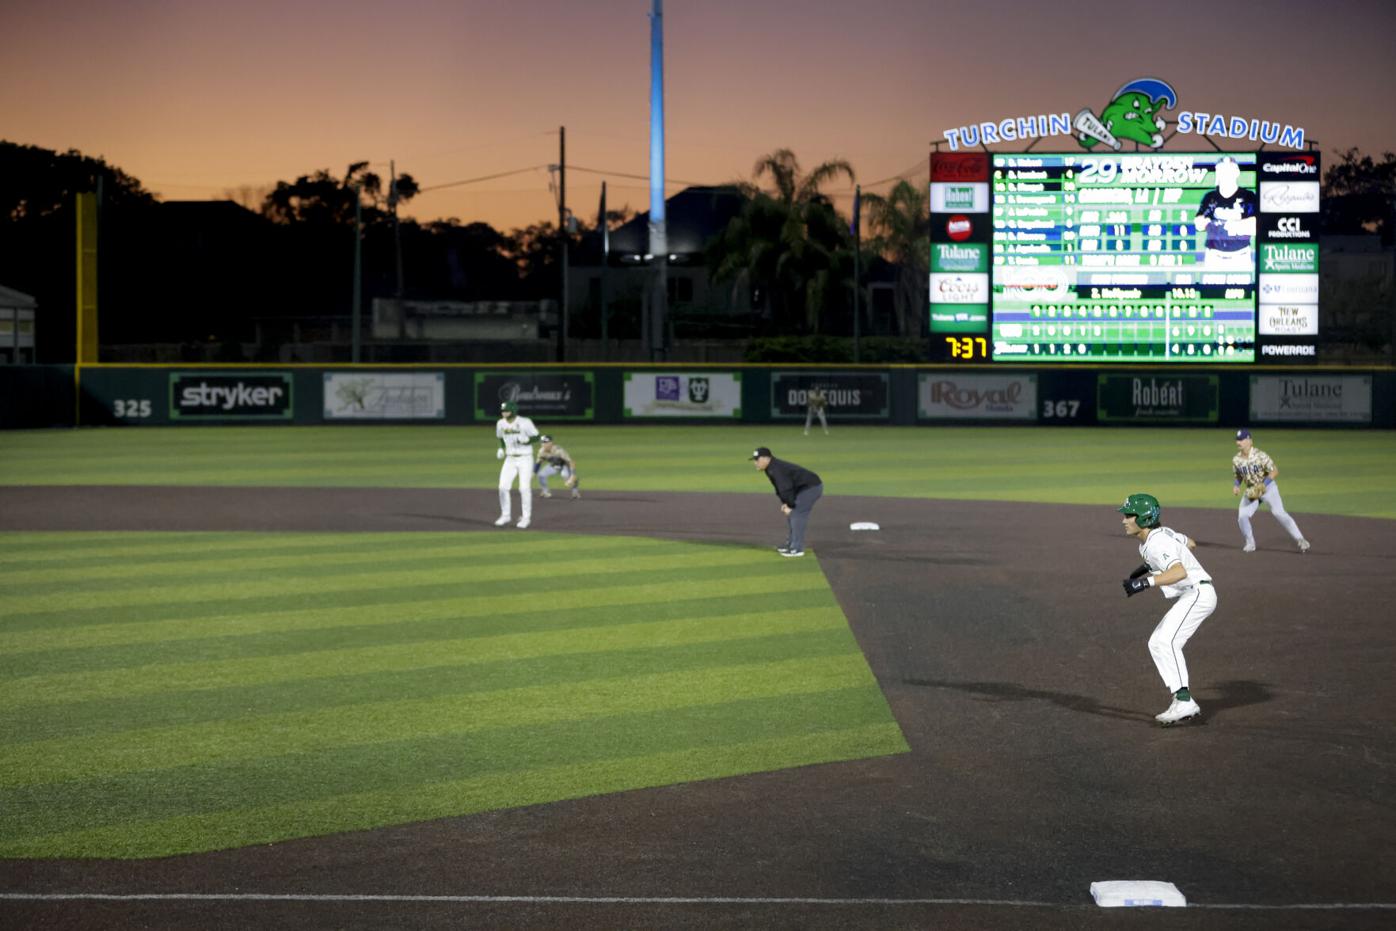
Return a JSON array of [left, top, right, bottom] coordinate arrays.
[[750, 447, 823, 558]]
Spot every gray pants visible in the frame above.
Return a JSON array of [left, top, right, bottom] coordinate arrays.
[[786, 484, 824, 552], [1238, 482, 1305, 545]]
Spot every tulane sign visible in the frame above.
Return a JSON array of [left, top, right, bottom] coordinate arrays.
[[942, 78, 1307, 152]]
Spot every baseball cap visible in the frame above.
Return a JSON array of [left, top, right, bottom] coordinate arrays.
[[539, 434, 553, 443], [1235, 428, 1251, 440], [749, 447, 772, 460], [500, 401, 518, 414]]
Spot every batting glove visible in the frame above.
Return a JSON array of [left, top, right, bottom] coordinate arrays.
[[497, 449, 505, 460], [1122, 576, 1151, 597]]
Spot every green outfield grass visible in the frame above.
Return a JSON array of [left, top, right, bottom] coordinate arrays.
[[0, 531, 905, 859], [2, 424, 1393, 517]]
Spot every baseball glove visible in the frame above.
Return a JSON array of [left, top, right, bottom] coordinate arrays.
[[1128, 564, 1150, 580], [1245, 484, 1265, 501]]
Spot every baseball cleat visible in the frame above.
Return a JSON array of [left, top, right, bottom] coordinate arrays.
[[570, 489, 581, 499], [1155, 698, 1201, 726], [494, 515, 511, 526], [540, 489, 552, 498], [516, 518, 530, 529], [1242, 541, 1256, 553], [780, 550, 805, 558], [776, 546, 791, 554], [1297, 539, 1310, 553]]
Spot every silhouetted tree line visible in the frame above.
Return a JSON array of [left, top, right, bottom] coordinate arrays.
[[2, 140, 1392, 363], [0, 141, 600, 361]]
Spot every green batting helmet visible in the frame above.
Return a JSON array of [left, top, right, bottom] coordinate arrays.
[[1118, 493, 1161, 528], [500, 401, 518, 414]]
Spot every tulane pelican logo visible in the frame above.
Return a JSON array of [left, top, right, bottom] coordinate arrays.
[[1074, 78, 1177, 151]]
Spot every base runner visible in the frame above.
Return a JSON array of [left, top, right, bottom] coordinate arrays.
[[1119, 493, 1216, 726]]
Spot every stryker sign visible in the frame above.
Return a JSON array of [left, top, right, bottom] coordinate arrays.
[[941, 77, 1307, 151], [170, 373, 294, 420]]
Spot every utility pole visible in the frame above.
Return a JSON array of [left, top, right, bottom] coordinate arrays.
[[351, 183, 362, 363], [600, 180, 609, 360], [558, 126, 569, 362], [852, 184, 862, 363]]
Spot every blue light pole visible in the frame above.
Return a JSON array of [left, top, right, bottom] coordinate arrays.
[[647, 0, 668, 361]]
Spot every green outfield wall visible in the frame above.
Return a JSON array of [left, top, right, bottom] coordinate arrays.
[[1, 364, 1391, 429]]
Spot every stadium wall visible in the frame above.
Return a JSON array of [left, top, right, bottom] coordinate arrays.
[[1, 365, 1391, 429]]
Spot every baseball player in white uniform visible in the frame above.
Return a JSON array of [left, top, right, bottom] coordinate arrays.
[[1232, 428, 1310, 553], [495, 401, 539, 528], [1119, 493, 1216, 726]]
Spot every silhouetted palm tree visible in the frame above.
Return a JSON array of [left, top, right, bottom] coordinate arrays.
[[861, 179, 929, 337], [707, 149, 856, 334]]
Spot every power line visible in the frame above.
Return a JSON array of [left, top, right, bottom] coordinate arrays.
[[416, 165, 548, 193]]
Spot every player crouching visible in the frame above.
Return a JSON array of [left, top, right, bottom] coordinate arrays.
[[535, 435, 580, 499], [1118, 493, 1216, 726]]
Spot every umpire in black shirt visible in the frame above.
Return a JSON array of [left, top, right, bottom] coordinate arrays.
[[750, 447, 823, 557]]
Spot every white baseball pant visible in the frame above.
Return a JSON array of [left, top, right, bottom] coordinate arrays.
[[804, 407, 827, 434], [498, 454, 533, 521], [1147, 583, 1217, 694], [1237, 482, 1305, 546]]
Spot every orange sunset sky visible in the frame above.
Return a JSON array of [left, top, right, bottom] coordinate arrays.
[[3, 0, 1394, 232]]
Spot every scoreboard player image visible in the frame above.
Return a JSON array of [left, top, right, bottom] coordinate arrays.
[[1193, 156, 1257, 267]]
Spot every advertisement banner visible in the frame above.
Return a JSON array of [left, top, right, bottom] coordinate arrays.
[[475, 372, 594, 420], [324, 372, 444, 420], [169, 372, 293, 421], [930, 182, 989, 213], [931, 152, 989, 182], [1258, 304, 1319, 336], [1249, 375, 1372, 423], [1260, 213, 1318, 241], [1258, 273, 1320, 304], [930, 242, 989, 273], [930, 213, 989, 244], [770, 372, 890, 419], [1259, 181, 1320, 213], [918, 373, 1037, 420], [1260, 242, 1319, 274], [930, 272, 990, 304], [1097, 374, 1218, 423], [929, 304, 990, 333], [623, 372, 741, 418]]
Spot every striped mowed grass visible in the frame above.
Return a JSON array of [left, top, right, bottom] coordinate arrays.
[[0, 530, 907, 859]]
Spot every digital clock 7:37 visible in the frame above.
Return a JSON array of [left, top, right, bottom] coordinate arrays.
[[944, 336, 988, 360]]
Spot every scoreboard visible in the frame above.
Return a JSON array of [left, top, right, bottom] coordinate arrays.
[[928, 150, 1320, 363]]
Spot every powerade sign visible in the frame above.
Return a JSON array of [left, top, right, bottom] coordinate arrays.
[[169, 373, 293, 420], [1097, 374, 1218, 423], [770, 372, 889, 419]]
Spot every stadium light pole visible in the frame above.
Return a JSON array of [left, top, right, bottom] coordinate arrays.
[[648, 0, 668, 362]]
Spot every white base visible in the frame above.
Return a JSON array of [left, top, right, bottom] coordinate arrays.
[[849, 522, 880, 532], [1090, 880, 1186, 908]]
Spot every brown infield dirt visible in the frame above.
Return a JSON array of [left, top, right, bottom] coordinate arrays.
[[2, 485, 1395, 931]]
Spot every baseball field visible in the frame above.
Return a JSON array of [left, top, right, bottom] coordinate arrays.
[[3, 424, 1395, 929]]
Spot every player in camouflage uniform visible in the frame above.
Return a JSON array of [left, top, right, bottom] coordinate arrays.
[[804, 387, 829, 436], [1232, 428, 1309, 553], [535, 435, 580, 499]]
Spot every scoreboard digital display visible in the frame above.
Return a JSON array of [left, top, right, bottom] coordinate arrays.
[[928, 148, 1320, 364], [990, 152, 1257, 363]]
